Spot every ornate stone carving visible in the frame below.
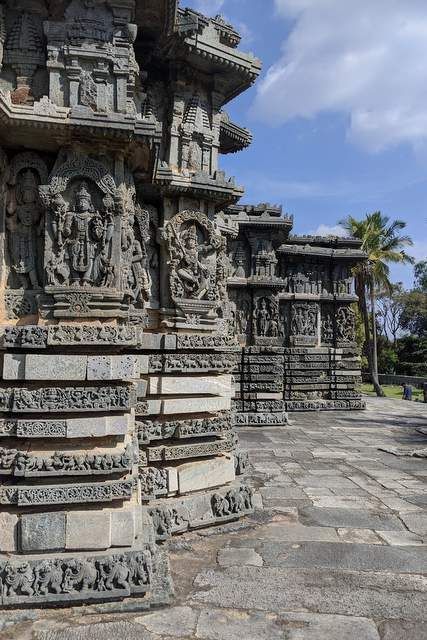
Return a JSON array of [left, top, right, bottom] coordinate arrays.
[[140, 467, 168, 498], [164, 210, 226, 318], [1, 480, 134, 507], [0, 445, 133, 477], [336, 306, 356, 342], [211, 486, 253, 517], [0, 550, 154, 604], [291, 303, 319, 342], [4, 10, 46, 104], [6, 152, 48, 290], [253, 296, 279, 341], [0, 385, 134, 413]]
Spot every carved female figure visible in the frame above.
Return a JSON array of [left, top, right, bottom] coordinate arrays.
[[257, 299, 270, 336], [7, 170, 42, 289], [176, 224, 213, 299]]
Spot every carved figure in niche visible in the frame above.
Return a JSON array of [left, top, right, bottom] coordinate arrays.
[[175, 224, 213, 299], [322, 313, 334, 343], [258, 299, 269, 336], [58, 182, 113, 287], [336, 306, 356, 342], [254, 239, 277, 278], [121, 204, 151, 307], [237, 299, 250, 335], [6, 170, 43, 289], [291, 304, 318, 337], [254, 297, 278, 337]]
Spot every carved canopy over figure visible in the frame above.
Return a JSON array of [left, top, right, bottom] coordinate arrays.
[[165, 211, 225, 303], [6, 169, 43, 289]]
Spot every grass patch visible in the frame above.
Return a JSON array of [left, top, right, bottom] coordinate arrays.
[[360, 383, 424, 401]]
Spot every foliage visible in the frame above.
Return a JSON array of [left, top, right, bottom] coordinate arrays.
[[414, 260, 427, 291], [396, 336, 427, 377], [340, 211, 413, 396], [376, 283, 405, 344], [400, 290, 427, 338]]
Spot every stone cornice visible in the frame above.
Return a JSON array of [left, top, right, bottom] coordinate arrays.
[[220, 114, 252, 154]]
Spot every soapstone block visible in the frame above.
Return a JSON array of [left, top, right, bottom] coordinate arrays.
[[20, 512, 66, 552], [87, 355, 140, 380], [25, 354, 87, 381], [178, 456, 235, 494], [111, 509, 135, 547], [148, 375, 233, 397], [66, 511, 111, 550], [2, 354, 26, 380]]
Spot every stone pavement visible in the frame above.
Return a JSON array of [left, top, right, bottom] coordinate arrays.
[[1, 397, 426, 640]]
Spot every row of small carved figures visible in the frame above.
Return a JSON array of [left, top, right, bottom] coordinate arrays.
[[149, 486, 254, 539], [0, 446, 133, 476], [1, 551, 153, 599]]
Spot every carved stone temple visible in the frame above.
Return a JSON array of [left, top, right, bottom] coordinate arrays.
[[0, 1, 364, 611]]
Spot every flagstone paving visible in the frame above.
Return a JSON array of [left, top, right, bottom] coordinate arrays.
[[1, 397, 426, 640]]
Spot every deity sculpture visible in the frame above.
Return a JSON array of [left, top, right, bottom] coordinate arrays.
[[175, 224, 214, 300], [55, 182, 113, 287], [257, 299, 270, 336], [6, 170, 42, 289], [121, 205, 151, 308], [291, 304, 318, 337]]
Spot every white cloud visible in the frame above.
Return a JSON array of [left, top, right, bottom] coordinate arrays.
[[311, 224, 349, 238], [252, 0, 427, 152]]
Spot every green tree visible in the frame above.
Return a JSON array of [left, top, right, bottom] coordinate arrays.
[[414, 260, 427, 291], [340, 212, 413, 396]]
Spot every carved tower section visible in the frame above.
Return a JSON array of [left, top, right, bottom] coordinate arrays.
[[0, 1, 260, 610]]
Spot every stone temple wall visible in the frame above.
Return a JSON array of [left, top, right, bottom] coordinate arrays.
[[0, 0, 364, 612], [0, 1, 258, 610], [223, 204, 366, 426]]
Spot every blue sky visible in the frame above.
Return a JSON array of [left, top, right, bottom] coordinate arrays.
[[185, 0, 427, 288]]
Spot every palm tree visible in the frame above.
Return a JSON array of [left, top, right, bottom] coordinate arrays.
[[340, 212, 414, 397]]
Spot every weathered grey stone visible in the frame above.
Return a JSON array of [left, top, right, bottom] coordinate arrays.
[[178, 457, 235, 494], [34, 621, 154, 640], [148, 374, 234, 397], [259, 541, 427, 573], [0, 512, 19, 552], [399, 512, 427, 535], [135, 606, 198, 638], [192, 566, 427, 620], [87, 355, 140, 381], [217, 547, 263, 567], [66, 511, 111, 551], [377, 620, 427, 640], [299, 506, 406, 531], [20, 512, 66, 552], [2, 353, 26, 380], [111, 509, 136, 548], [196, 609, 380, 640]]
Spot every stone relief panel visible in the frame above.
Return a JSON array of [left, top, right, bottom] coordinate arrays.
[[6, 152, 48, 291], [336, 305, 356, 344], [43, 0, 139, 115], [1, 2, 47, 105], [321, 304, 335, 345], [252, 294, 280, 345], [332, 264, 353, 296], [162, 209, 227, 324], [252, 237, 277, 279], [290, 302, 319, 347]]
